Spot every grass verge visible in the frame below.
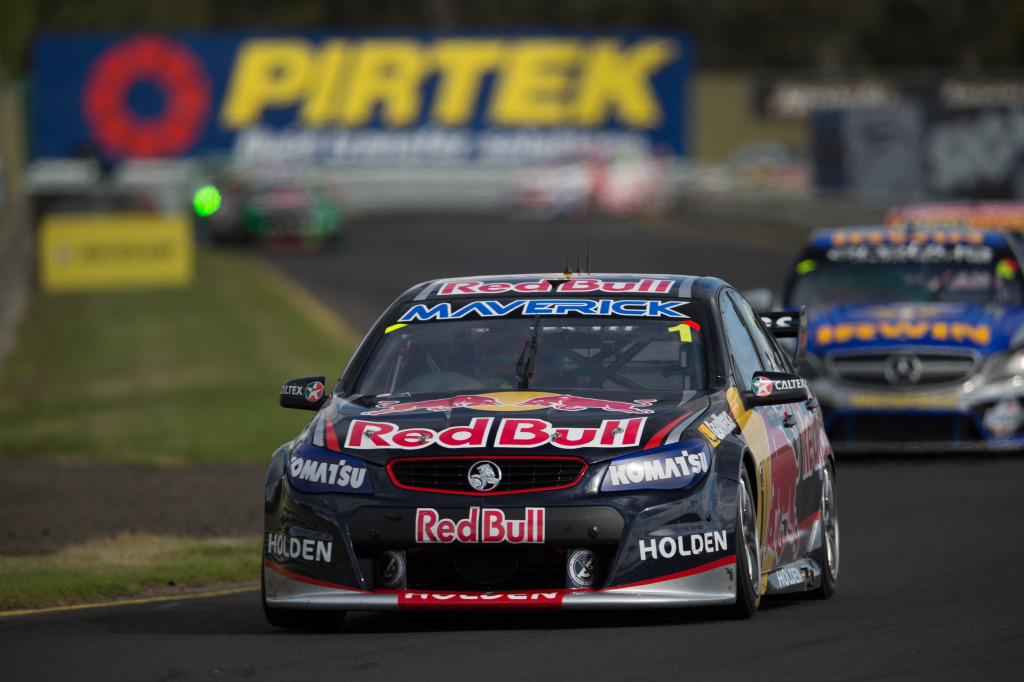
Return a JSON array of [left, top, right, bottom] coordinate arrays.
[[0, 248, 356, 465], [0, 246, 359, 610], [0, 534, 261, 612]]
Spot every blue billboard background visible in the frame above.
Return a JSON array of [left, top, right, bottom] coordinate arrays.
[[33, 31, 693, 165]]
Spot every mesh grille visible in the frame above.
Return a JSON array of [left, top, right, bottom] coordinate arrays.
[[828, 351, 976, 387], [388, 456, 586, 494]]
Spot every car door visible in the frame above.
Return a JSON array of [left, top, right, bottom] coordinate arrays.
[[733, 290, 829, 553], [719, 290, 807, 583]]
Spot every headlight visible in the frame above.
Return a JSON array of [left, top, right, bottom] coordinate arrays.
[[600, 438, 709, 492], [288, 443, 374, 494], [976, 350, 1024, 386]]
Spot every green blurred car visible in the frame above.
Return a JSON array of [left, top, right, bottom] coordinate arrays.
[[195, 169, 347, 250]]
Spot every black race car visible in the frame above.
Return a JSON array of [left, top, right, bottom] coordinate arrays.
[[263, 273, 839, 627]]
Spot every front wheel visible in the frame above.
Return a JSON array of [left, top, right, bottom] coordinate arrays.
[[814, 462, 840, 598], [729, 467, 761, 618]]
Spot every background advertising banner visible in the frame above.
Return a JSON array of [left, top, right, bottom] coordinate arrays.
[[33, 32, 692, 165], [813, 104, 1024, 200], [39, 213, 195, 292]]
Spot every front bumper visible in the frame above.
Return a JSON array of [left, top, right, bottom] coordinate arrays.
[[263, 556, 737, 611], [263, 468, 742, 611], [813, 379, 1024, 453]]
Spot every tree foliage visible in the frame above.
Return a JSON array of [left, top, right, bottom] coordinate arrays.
[[3, 0, 1024, 81]]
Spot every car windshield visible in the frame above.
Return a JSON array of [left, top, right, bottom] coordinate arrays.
[[355, 311, 708, 395], [784, 240, 1024, 307]]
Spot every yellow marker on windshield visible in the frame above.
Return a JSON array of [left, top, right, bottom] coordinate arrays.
[[796, 259, 816, 275], [668, 321, 700, 342], [385, 324, 407, 333]]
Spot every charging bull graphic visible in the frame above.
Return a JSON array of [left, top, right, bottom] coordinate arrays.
[[363, 393, 657, 415], [512, 395, 656, 414], [364, 395, 508, 415]]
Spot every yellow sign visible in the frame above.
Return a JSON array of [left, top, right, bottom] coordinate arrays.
[[220, 37, 678, 130], [39, 213, 194, 292]]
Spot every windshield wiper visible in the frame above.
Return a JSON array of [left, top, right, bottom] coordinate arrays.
[[516, 315, 540, 390]]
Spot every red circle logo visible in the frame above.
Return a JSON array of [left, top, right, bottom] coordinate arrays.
[[82, 35, 211, 158]]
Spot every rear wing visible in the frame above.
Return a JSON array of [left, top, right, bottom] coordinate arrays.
[[760, 307, 807, 367]]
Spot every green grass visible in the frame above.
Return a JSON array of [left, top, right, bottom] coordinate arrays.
[[0, 248, 356, 465], [0, 535, 260, 611], [0, 247, 358, 610]]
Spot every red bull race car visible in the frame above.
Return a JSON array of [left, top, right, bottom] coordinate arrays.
[[263, 273, 839, 628]]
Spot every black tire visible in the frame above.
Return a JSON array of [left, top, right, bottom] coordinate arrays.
[[729, 467, 761, 619], [814, 461, 840, 599], [262, 565, 347, 630]]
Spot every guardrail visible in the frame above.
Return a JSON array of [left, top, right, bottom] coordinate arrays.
[[24, 157, 894, 220]]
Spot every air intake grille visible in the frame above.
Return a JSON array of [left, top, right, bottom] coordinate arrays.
[[388, 456, 586, 495], [828, 351, 977, 387]]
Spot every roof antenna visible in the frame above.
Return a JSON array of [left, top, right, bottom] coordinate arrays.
[[586, 240, 591, 274], [576, 251, 581, 274], [563, 256, 573, 277]]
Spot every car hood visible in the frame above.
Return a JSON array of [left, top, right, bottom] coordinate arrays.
[[806, 302, 1024, 356], [307, 390, 712, 465]]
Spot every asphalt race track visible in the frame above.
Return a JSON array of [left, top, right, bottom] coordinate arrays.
[[4, 212, 1023, 681], [265, 212, 811, 337]]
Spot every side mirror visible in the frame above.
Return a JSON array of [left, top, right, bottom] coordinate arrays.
[[743, 371, 809, 408], [280, 376, 328, 410], [760, 307, 807, 367]]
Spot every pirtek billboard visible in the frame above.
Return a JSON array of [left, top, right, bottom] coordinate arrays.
[[33, 32, 692, 164]]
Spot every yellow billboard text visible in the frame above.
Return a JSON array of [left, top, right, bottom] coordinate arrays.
[[220, 37, 678, 130], [815, 320, 991, 347]]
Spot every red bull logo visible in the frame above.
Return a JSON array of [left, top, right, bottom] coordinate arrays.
[[415, 507, 545, 544], [364, 392, 656, 415], [436, 278, 674, 296], [345, 416, 646, 450]]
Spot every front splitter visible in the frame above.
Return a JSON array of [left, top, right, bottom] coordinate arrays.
[[263, 557, 737, 611]]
